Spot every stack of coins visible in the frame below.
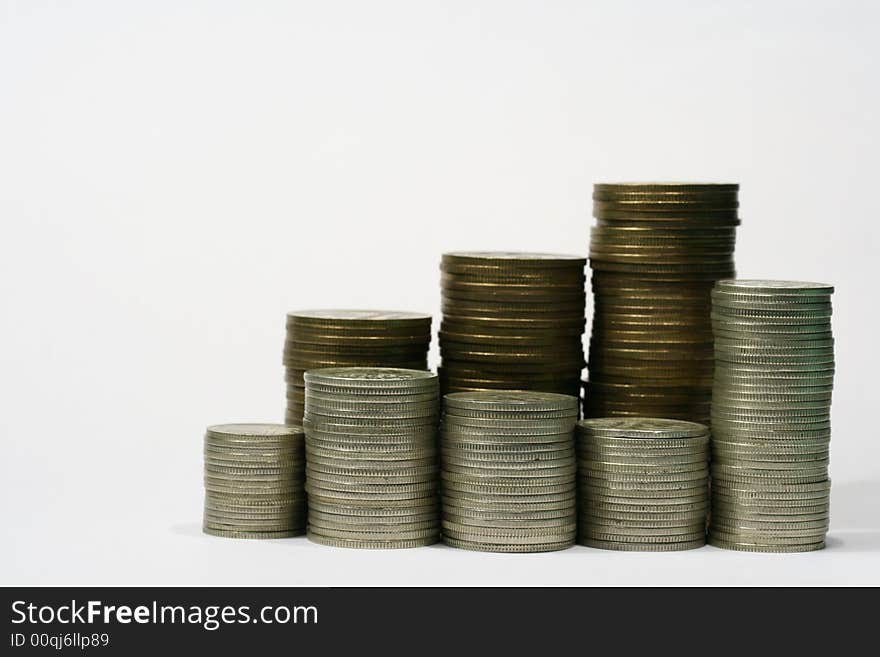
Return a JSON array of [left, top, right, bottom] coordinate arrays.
[[709, 280, 834, 552], [439, 252, 586, 399], [440, 391, 579, 552], [203, 423, 306, 538], [284, 310, 432, 424], [577, 418, 709, 551], [303, 367, 441, 548], [584, 183, 740, 425]]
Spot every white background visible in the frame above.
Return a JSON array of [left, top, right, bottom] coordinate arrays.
[[2, 0, 879, 585]]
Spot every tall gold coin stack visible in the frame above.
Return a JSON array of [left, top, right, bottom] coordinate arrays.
[[303, 367, 441, 548], [202, 423, 306, 539], [439, 252, 587, 399], [708, 280, 834, 552], [584, 183, 740, 426], [284, 310, 432, 424]]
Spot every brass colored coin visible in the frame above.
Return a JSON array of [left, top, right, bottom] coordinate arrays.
[[287, 309, 431, 325], [442, 251, 587, 268]]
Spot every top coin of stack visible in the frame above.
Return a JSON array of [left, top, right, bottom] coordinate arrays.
[[708, 280, 834, 553], [439, 252, 587, 399], [284, 310, 432, 424], [585, 183, 740, 426]]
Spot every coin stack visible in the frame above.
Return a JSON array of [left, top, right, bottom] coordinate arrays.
[[203, 423, 306, 538], [584, 183, 740, 426], [708, 280, 834, 552], [303, 367, 441, 548], [439, 252, 587, 399], [577, 418, 710, 551], [284, 310, 432, 424], [440, 391, 579, 552]]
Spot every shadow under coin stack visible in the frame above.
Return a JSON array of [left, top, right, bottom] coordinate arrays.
[[284, 310, 432, 424], [303, 367, 441, 548], [576, 418, 710, 551], [439, 252, 586, 399], [440, 391, 579, 552], [202, 423, 306, 538], [708, 280, 834, 552], [584, 183, 740, 425]]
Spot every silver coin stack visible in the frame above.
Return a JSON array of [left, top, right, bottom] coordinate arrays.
[[577, 418, 710, 551], [709, 280, 834, 552], [303, 367, 441, 548], [203, 423, 306, 538], [440, 391, 579, 552]]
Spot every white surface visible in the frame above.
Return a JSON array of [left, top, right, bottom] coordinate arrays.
[[2, 1, 879, 586]]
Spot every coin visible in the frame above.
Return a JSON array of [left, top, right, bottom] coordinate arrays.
[[581, 537, 706, 551], [203, 527, 302, 540], [707, 537, 825, 552], [442, 537, 574, 553], [306, 531, 439, 549], [442, 251, 586, 267], [578, 417, 709, 439]]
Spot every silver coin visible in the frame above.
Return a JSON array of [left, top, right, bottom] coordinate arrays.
[[707, 537, 824, 552], [579, 537, 705, 551], [442, 536, 574, 553], [203, 527, 304, 539], [582, 487, 707, 502], [305, 484, 438, 501], [306, 523, 440, 540], [577, 417, 708, 438], [307, 492, 438, 509], [442, 490, 576, 505], [443, 390, 579, 412], [581, 529, 706, 544], [305, 367, 438, 387], [306, 532, 439, 549], [442, 525, 576, 545]]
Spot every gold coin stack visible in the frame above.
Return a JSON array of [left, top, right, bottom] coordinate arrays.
[[584, 183, 740, 426], [439, 252, 587, 399], [284, 310, 432, 424]]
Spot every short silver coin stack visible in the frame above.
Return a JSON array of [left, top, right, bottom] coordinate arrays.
[[440, 391, 579, 552], [203, 423, 307, 538], [303, 367, 441, 548], [577, 418, 710, 551]]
